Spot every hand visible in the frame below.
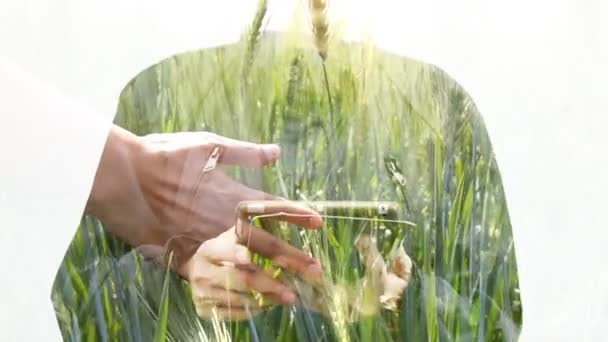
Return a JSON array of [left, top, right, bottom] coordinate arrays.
[[86, 125, 303, 272], [183, 202, 323, 320], [355, 234, 412, 312], [292, 234, 413, 319]]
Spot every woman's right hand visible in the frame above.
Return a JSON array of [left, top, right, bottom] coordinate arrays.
[[181, 202, 323, 321]]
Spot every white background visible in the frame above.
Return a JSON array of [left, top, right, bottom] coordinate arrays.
[[1, 0, 607, 341]]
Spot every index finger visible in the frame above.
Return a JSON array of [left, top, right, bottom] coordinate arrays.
[[235, 220, 322, 282], [210, 134, 281, 167], [236, 200, 323, 229]]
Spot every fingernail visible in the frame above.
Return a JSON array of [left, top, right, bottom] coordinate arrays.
[[262, 144, 281, 161], [304, 263, 322, 281], [281, 291, 296, 305], [308, 215, 323, 228]]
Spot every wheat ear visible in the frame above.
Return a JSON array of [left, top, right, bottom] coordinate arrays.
[[242, 0, 267, 80], [309, 0, 340, 198], [309, 0, 330, 61]]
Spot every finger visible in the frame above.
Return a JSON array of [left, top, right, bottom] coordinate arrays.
[[192, 285, 281, 310], [195, 304, 260, 321], [236, 221, 322, 282], [228, 182, 322, 228], [236, 265, 298, 305], [202, 263, 297, 305], [390, 246, 413, 281], [211, 134, 281, 167], [237, 199, 323, 229], [199, 236, 252, 266], [191, 285, 261, 309], [141, 131, 216, 145]]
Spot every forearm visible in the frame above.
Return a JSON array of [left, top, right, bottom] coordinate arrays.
[[85, 125, 153, 244], [86, 125, 138, 214]]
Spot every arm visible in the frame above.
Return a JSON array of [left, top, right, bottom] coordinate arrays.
[[83, 125, 323, 315], [85, 125, 151, 246]]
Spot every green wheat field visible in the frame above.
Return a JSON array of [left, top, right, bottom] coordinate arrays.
[[51, 3, 522, 341]]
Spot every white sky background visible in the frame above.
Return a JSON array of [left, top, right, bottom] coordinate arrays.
[[1, 0, 607, 341]]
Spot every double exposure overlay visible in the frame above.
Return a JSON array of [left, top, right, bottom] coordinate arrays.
[[51, 4, 522, 341]]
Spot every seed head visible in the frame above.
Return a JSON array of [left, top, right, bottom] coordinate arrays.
[[309, 0, 330, 60]]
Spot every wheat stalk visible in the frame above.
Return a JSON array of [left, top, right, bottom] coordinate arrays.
[[309, 0, 341, 198]]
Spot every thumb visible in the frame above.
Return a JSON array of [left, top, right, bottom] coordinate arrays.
[[215, 137, 281, 167], [141, 132, 281, 167]]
